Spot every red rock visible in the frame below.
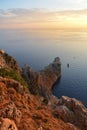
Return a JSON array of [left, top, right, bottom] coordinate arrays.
[[0, 118, 18, 130], [0, 77, 79, 130], [53, 96, 87, 129], [22, 57, 61, 97]]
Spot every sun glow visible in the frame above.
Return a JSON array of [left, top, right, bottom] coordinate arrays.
[[0, 9, 87, 29]]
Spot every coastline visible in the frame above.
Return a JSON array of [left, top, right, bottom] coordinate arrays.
[[0, 49, 87, 130]]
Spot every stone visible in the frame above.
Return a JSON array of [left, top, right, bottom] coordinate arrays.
[[3, 102, 22, 124], [0, 118, 18, 130], [53, 96, 87, 129]]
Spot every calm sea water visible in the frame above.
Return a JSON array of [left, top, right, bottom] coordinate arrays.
[[0, 28, 87, 106]]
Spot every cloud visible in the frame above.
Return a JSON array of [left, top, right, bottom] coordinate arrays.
[[72, 0, 87, 4], [0, 8, 87, 28]]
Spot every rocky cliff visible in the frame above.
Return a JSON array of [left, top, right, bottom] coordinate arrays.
[[0, 49, 19, 71], [22, 57, 61, 98], [0, 49, 87, 130]]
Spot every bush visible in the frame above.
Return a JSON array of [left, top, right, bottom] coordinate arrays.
[[0, 68, 28, 87]]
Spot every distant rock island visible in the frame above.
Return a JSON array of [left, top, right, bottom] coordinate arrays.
[[0, 49, 87, 130]]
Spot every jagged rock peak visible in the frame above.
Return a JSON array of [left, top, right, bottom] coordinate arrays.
[[53, 57, 61, 64], [45, 57, 61, 72], [0, 49, 5, 54], [0, 49, 19, 70]]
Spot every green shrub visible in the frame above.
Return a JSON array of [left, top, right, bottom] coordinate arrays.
[[0, 68, 28, 87]]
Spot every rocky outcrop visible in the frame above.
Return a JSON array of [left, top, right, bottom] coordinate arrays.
[[53, 96, 87, 130], [2, 102, 22, 125], [22, 57, 61, 98], [38, 57, 61, 98], [0, 49, 19, 70], [0, 118, 18, 130], [0, 77, 26, 94]]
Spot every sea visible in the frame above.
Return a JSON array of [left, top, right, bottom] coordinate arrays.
[[0, 28, 87, 106]]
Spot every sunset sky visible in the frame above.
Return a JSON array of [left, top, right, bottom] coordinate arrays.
[[0, 0, 87, 29]]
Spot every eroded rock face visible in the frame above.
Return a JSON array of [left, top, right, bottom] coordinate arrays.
[[0, 118, 18, 130], [22, 57, 61, 98], [53, 96, 87, 130], [2, 102, 22, 125], [0, 77, 25, 94], [0, 49, 19, 70]]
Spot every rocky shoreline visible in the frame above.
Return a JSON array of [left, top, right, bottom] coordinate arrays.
[[0, 49, 87, 130]]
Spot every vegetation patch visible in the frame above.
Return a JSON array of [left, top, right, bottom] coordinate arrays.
[[0, 68, 28, 87]]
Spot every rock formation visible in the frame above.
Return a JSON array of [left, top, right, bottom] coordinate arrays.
[[22, 57, 61, 98], [0, 118, 18, 130], [0, 49, 19, 70], [53, 96, 87, 130]]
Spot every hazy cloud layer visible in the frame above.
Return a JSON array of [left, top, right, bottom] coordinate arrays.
[[0, 8, 87, 28]]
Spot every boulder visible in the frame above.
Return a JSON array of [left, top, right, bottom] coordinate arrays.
[[0, 118, 18, 130], [2, 102, 22, 125]]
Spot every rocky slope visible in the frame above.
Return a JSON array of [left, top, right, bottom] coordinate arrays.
[[0, 77, 80, 130], [0, 49, 87, 130]]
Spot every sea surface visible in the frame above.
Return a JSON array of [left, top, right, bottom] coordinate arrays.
[[0, 28, 87, 106]]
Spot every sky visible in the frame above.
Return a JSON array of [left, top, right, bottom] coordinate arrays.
[[0, 0, 87, 29]]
